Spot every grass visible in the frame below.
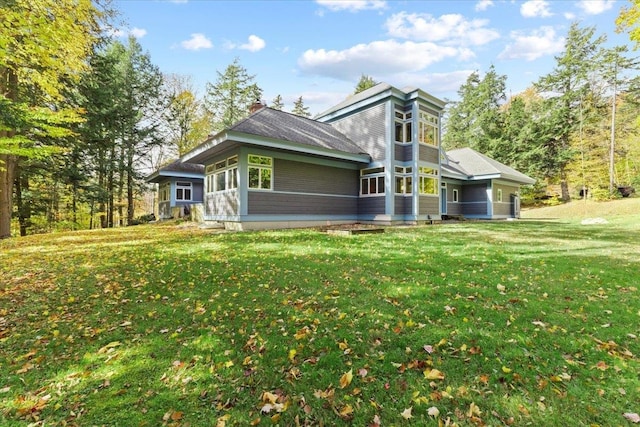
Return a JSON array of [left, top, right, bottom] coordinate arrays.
[[1, 211, 639, 426]]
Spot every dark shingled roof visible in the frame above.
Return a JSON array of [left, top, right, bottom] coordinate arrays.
[[160, 159, 205, 174], [443, 148, 535, 185], [230, 107, 367, 156]]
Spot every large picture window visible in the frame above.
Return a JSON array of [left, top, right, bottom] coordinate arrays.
[[176, 181, 192, 201], [418, 166, 438, 195], [360, 167, 385, 196], [206, 155, 239, 193], [418, 112, 438, 146], [248, 154, 273, 190]]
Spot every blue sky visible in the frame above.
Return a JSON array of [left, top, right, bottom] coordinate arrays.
[[111, 0, 632, 115]]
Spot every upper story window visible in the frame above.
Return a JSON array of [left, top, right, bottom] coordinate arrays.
[[248, 154, 272, 190], [394, 166, 412, 195], [360, 167, 385, 196], [206, 155, 239, 193], [176, 181, 192, 201], [418, 111, 439, 146], [418, 166, 438, 195], [394, 111, 412, 144]]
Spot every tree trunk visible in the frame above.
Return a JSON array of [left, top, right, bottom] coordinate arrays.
[[127, 148, 135, 225], [15, 167, 31, 237], [0, 155, 18, 239]]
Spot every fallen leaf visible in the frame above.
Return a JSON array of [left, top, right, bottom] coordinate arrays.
[[401, 407, 413, 419], [623, 413, 640, 423], [339, 404, 353, 418], [424, 369, 445, 380], [428, 406, 440, 417], [340, 369, 353, 389]]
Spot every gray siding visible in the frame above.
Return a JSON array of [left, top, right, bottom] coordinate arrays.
[[445, 184, 463, 215], [330, 103, 387, 161], [205, 191, 239, 216], [358, 196, 386, 215], [493, 183, 519, 217], [394, 144, 412, 162], [248, 192, 357, 215], [419, 144, 439, 163], [394, 196, 412, 215], [461, 184, 488, 216], [418, 196, 439, 215], [274, 159, 358, 196]]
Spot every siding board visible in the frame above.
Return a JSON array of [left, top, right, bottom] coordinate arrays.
[[419, 144, 439, 163], [358, 196, 385, 215], [248, 192, 357, 215], [329, 104, 387, 161], [274, 159, 358, 196]]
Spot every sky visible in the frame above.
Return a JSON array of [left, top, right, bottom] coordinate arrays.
[[111, 0, 634, 116]]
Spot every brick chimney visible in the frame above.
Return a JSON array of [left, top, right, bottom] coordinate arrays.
[[249, 99, 265, 114]]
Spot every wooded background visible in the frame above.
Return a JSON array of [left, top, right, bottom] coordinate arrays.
[[1, 0, 639, 238]]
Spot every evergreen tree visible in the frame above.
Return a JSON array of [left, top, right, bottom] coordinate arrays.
[[271, 94, 284, 111], [292, 96, 311, 118], [204, 58, 263, 131], [534, 23, 605, 201]]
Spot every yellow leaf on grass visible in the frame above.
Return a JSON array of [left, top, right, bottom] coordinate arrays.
[[340, 369, 353, 389], [339, 404, 353, 417], [288, 349, 297, 361], [424, 369, 445, 380], [501, 366, 512, 373]]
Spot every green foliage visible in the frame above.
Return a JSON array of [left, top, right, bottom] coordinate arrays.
[[270, 94, 284, 111], [354, 74, 378, 94], [204, 58, 263, 132], [1, 221, 639, 425], [292, 96, 311, 118]]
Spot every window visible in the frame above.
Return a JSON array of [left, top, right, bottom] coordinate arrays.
[[176, 181, 192, 201], [248, 154, 273, 190], [395, 166, 412, 195], [497, 188, 503, 202], [360, 167, 385, 196], [418, 166, 438, 195], [395, 111, 412, 143], [418, 111, 438, 146], [206, 156, 240, 193], [452, 189, 459, 203], [159, 183, 170, 202]]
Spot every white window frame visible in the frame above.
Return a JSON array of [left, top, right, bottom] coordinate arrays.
[[452, 189, 459, 203], [394, 111, 413, 144], [497, 188, 503, 202], [394, 166, 413, 195], [360, 167, 385, 196], [418, 166, 439, 196], [175, 181, 192, 201], [248, 154, 273, 190], [418, 111, 439, 147], [206, 156, 240, 193]]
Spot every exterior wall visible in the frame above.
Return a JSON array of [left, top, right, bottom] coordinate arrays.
[[418, 144, 440, 163], [394, 143, 412, 162], [460, 183, 488, 217], [248, 192, 357, 215], [358, 196, 385, 216], [329, 103, 388, 162], [205, 190, 239, 217], [158, 200, 171, 219], [418, 195, 439, 216], [274, 159, 357, 195], [492, 182, 520, 218], [394, 195, 412, 216], [445, 183, 463, 216]]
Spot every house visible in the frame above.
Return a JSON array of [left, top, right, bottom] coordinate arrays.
[[145, 159, 204, 220], [149, 83, 534, 230]]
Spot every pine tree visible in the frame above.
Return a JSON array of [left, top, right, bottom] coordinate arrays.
[[204, 58, 263, 131], [354, 74, 378, 94], [292, 96, 311, 118], [271, 94, 284, 111]]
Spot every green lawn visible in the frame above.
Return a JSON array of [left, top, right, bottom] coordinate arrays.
[[1, 215, 639, 426]]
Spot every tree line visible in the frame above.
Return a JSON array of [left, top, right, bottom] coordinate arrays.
[[2, 0, 639, 238]]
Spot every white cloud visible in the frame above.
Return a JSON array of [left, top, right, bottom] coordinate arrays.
[[315, 0, 387, 12], [385, 12, 500, 46], [576, 0, 615, 15], [130, 27, 147, 38], [521, 0, 553, 18], [239, 35, 266, 52], [107, 26, 147, 39], [475, 0, 494, 12], [298, 39, 467, 81], [498, 26, 564, 61], [180, 33, 213, 51]]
